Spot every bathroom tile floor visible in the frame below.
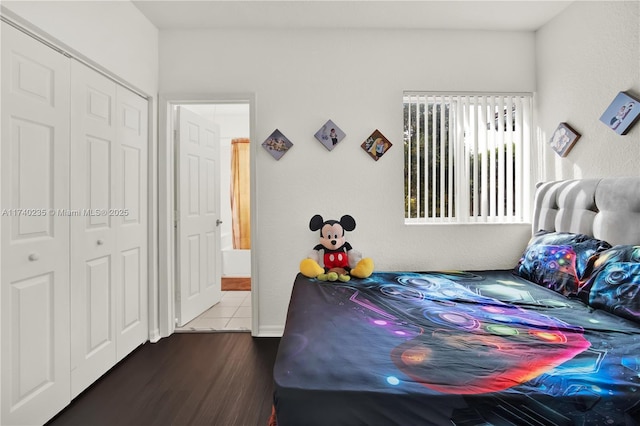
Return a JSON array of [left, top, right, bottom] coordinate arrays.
[[175, 291, 251, 332]]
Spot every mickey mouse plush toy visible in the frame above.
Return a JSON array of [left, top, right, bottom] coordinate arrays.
[[300, 214, 374, 282]]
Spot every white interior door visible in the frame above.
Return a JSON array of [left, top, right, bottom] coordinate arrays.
[[175, 106, 222, 326], [69, 60, 118, 398], [69, 62, 149, 396], [114, 85, 148, 361], [1, 22, 71, 425]]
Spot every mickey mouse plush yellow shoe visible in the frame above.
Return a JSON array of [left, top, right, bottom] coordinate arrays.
[[300, 258, 324, 278], [350, 257, 374, 279]]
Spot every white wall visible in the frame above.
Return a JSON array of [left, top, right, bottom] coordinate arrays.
[[160, 28, 536, 335], [2, 1, 159, 96], [536, 1, 640, 180]]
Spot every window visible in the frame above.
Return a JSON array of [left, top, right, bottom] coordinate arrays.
[[404, 92, 533, 224]]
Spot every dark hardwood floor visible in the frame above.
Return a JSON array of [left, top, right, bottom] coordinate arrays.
[[46, 333, 280, 426]]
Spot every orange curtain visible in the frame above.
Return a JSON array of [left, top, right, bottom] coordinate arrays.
[[231, 138, 251, 249]]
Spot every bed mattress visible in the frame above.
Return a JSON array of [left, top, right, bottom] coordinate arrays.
[[273, 271, 640, 425]]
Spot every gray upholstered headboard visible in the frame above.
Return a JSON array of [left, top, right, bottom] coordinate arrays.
[[532, 177, 640, 246]]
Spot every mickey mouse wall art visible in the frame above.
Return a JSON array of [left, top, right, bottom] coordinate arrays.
[[300, 214, 374, 282]]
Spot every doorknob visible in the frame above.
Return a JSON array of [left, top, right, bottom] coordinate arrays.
[[216, 219, 223, 226], [97, 239, 104, 245], [28, 253, 40, 261]]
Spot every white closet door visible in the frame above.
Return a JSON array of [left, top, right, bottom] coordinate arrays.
[[1, 22, 71, 425], [69, 62, 149, 397], [115, 85, 148, 361], [175, 106, 222, 326], [69, 61, 118, 398]]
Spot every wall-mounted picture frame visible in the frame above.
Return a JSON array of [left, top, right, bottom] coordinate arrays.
[[549, 122, 581, 157], [599, 91, 640, 135], [314, 119, 346, 151], [262, 129, 293, 160], [361, 129, 392, 161]]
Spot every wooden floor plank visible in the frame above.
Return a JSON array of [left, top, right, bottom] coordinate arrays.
[[46, 333, 280, 426]]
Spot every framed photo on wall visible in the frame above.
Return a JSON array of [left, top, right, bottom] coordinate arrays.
[[549, 122, 581, 157], [262, 129, 293, 160], [314, 119, 346, 151], [599, 91, 640, 135], [361, 129, 392, 161]]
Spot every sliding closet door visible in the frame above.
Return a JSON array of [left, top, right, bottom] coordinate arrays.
[[114, 85, 148, 361], [69, 60, 118, 397], [0, 22, 71, 425]]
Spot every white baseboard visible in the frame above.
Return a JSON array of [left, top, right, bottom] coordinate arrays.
[[148, 328, 162, 343], [254, 325, 284, 337]]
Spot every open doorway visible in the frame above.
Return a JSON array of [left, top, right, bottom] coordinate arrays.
[[172, 102, 252, 332]]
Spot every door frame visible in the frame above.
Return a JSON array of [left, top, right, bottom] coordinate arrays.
[[158, 93, 257, 338]]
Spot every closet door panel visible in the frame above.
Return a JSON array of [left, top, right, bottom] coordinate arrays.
[[115, 86, 148, 360], [1, 22, 71, 426], [69, 61, 117, 398]]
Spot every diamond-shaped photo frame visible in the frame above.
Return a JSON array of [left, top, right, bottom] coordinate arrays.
[[599, 91, 640, 135], [314, 119, 346, 151], [549, 122, 581, 157], [262, 129, 293, 161], [361, 129, 392, 161]]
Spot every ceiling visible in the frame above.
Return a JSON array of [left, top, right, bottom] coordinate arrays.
[[132, 0, 574, 31]]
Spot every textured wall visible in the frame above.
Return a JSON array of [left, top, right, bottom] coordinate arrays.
[[536, 1, 640, 180], [160, 28, 536, 335]]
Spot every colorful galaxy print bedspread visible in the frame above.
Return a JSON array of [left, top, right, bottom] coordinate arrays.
[[273, 271, 640, 426]]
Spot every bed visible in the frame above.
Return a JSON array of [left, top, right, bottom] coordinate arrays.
[[272, 177, 640, 426]]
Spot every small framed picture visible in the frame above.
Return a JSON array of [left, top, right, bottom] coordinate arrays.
[[599, 91, 640, 135], [549, 122, 581, 157], [261, 129, 293, 160], [361, 129, 392, 161], [314, 119, 346, 151]]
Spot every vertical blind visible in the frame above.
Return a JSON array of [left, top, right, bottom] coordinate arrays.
[[404, 92, 532, 223]]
